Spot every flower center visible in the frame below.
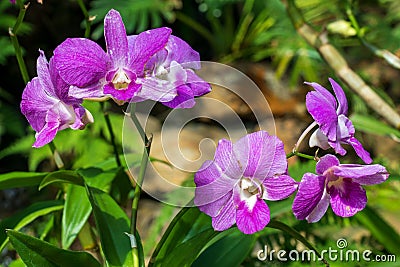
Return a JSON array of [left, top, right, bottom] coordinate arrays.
[[239, 177, 264, 200], [112, 69, 131, 90]]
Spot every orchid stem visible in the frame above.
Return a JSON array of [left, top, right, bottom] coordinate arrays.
[[286, 151, 315, 160], [48, 141, 65, 169], [129, 104, 150, 267], [346, 4, 400, 69], [9, 1, 29, 84], [100, 102, 121, 167], [285, 0, 400, 129], [76, 0, 91, 38], [293, 121, 317, 153]]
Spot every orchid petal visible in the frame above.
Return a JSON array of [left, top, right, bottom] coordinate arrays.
[[346, 137, 372, 164], [104, 9, 128, 67], [316, 154, 340, 175], [213, 139, 242, 178], [186, 69, 211, 97], [333, 164, 388, 185], [309, 128, 330, 150], [48, 57, 77, 104], [306, 189, 330, 223], [211, 194, 236, 232], [234, 131, 287, 180], [194, 161, 237, 206], [262, 174, 298, 201], [54, 38, 107, 87], [20, 77, 57, 132], [129, 27, 172, 73], [197, 191, 232, 218], [161, 85, 195, 109], [329, 179, 367, 217], [329, 78, 348, 115], [68, 83, 104, 99], [33, 111, 60, 148], [236, 198, 270, 234], [305, 83, 338, 139], [36, 50, 55, 97], [165, 35, 200, 67], [103, 81, 141, 101], [292, 173, 326, 220], [135, 76, 177, 102]]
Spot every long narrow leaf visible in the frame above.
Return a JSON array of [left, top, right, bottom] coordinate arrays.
[[193, 228, 257, 267], [354, 206, 400, 255], [267, 220, 329, 266], [62, 185, 92, 249], [149, 207, 218, 267], [86, 186, 133, 267], [39, 170, 84, 190], [0, 200, 63, 252], [0, 172, 47, 189], [7, 230, 100, 267]]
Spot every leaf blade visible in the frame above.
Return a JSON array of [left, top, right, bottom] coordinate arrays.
[[7, 230, 101, 267]]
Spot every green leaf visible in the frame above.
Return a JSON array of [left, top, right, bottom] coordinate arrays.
[[89, 0, 176, 39], [0, 172, 47, 190], [351, 114, 400, 139], [266, 220, 326, 262], [7, 230, 100, 267], [60, 167, 125, 249], [149, 207, 218, 267], [0, 200, 64, 252], [193, 228, 256, 267], [354, 205, 400, 255], [39, 170, 84, 190], [62, 185, 92, 249], [78, 167, 119, 190], [86, 186, 133, 267]]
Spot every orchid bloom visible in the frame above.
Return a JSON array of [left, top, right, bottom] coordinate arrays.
[[292, 154, 389, 223], [194, 131, 298, 234], [53, 9, 210, 106], [53, 9, 173, 102], [20, 50, 93, 148], [305, 78, 372, 164], [133, 35, 211, 108]]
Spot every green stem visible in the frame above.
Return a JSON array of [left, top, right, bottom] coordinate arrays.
[[346, 4, 400, 69], [100, 102, 122, 167], [286, 151, 315, 160], [48, 141, 65, 169], [9, 1, 29, 84], [129, 104, 151, 267], [76, 0, 91, 38], [175, 12, 214, 45]]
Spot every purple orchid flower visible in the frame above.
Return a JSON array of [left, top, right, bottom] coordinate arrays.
[[20, 50, 93, 148], [130, 35, 211, 108], [292, 154, 389, 223], [305, 78, 372, 164], [53, 9, 174, 102], [194, 131, 298, 234], [10, 0, 16, 4]]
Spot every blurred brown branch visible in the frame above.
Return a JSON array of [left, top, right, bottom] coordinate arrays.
[[284, 0, 400, 129]]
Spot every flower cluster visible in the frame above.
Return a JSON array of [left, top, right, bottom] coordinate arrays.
[[20, 9, 210, 147], [194, 78, 389, 234]]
